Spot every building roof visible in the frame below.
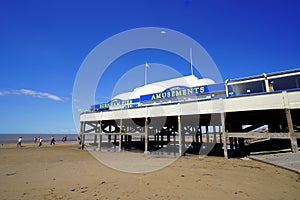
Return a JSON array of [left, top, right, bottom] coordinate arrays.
[[227, 68, 300, 84], [113, 75, 215, 100]]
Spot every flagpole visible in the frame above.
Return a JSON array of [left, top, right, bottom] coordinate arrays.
[[190, 48, 194, 76], [145, 62, 148, 85]]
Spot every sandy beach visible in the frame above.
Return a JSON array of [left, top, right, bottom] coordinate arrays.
[[0, 142, 299, 200]]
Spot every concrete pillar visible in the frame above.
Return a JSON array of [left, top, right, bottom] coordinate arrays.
[[144, 117, 149, 154], [221, 112, 228, 159], [285, 109, 299, 153], [98, 121, 102, 151], [82, 134, 85, 150], [108, 125, 112, 144], [199, 127, 203, 143], [182, 131, 185, 150], [93, 135, 97, 146], [219, 126, 222, 143], [118, 119, 123, 152], [80, 122, 85, 150], [80, 121, 85, 136], [213, 126, 217, 143], [195, 129, 199, 144], [178, 115, 183, 156], [108, 124, 112, 145], [97, 135, 102, 151], [206, 126, 209, 143]]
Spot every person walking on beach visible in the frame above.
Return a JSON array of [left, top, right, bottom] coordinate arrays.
[[62, 136, 67, 143], [33, 137, 37, 143], [17, 137, 22, 147], [38, 138, 43, 147], [50, 136, 55, 145]]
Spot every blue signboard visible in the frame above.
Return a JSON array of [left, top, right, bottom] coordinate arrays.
[[207, 83, 225, 92], [92, 84, 226, 111], [140, 85, 210, 101]]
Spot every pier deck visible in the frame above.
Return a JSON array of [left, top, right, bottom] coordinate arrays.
[[80, 90, 300, 158]]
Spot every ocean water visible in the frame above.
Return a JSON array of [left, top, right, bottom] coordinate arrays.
[[0, 134, 78, 143]]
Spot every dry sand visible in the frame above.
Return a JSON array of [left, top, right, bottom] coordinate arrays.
[[0, 142, 299, 200]]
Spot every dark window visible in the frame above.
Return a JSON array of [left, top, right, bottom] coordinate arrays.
[[228, 80, 266, 96], [268, 74, 300, 91]]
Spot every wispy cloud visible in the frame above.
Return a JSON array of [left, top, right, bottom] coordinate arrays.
[[0, 89, 63, 101], [60, 128, 77, 133]]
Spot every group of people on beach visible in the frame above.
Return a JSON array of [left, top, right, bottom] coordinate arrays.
[[17, 135, 68, 147], [33, 136, 43, 147]]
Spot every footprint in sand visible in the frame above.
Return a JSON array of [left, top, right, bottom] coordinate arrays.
[[6, 172, 16, 176], [79, 186, 88, 193], [99, 181, 106, 185], [22, 192, 29, 197]]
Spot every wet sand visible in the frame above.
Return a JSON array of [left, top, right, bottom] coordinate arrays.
[[0, 142, 299, 200]]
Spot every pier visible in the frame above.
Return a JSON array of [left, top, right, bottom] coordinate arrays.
[[79, 89, 300, 158], [79, 69, 300, 158]]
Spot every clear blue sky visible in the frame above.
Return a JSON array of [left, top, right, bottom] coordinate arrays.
[[0, 0, 299, 134]]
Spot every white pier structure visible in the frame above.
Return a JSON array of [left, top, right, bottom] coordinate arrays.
[[79, 69, 300, 158]]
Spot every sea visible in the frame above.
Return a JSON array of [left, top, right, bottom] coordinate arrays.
[[0, 134, 78, 143]]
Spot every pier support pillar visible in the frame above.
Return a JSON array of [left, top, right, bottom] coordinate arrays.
[[97, 135, 102, 151], [93, 135, 97, 146], [206, 126, 209, 143], [213, 126, 217, 143], [108, 125, 112, 144], [118, 135, 122, 152], [178, 115, 184, 156], [82, 134, 85, 150], [221, 112, 228, 159], [285, 109, 299, 153], [199, 126, 203, 143], [80, 122, 85, 150], [144, 117, 149, 154], [98, 121, 102, 151], [195, 129, 199, 144], [118, 119, 123, 152]]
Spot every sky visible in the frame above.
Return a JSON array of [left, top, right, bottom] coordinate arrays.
[[0, 0, 299, 134]]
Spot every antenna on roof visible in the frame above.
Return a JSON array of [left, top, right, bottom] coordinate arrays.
[[190, 48, 194, 76]]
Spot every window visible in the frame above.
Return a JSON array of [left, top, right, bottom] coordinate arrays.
[[228, 80, 266, 96], [268, 74, 300, 91]]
